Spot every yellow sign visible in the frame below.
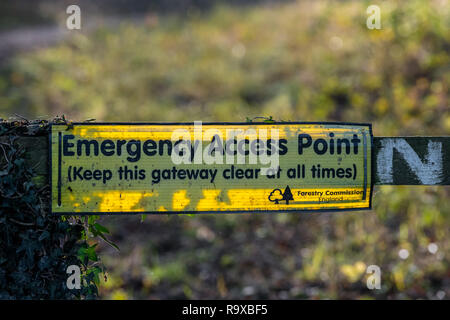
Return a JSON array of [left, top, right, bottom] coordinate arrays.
[[50, 122, 372, 214]]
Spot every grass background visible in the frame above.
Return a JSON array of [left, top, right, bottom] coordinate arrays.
[[0, 0, 449, 299]]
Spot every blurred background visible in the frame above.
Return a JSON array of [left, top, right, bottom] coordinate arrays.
[[0, 0, 449, 299]]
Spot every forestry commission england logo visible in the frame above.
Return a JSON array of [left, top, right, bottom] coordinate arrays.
[[268, 186, 293, 205]]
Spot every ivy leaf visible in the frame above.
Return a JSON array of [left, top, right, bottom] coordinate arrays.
[[38, 230, 50, 241], [93, 223, 110, 234]]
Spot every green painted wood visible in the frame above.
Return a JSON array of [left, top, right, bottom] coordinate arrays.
[[373, 137, 449, 185], [3, 136, 449, 187]]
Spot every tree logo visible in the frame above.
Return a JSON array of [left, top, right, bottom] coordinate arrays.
[[268, 186, 294, 205]]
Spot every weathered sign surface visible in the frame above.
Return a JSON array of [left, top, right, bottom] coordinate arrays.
[[50, 122, 373, 214]]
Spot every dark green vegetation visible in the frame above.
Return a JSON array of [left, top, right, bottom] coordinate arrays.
[[0, 0, 449, 299], [0, 120, 106, 299]]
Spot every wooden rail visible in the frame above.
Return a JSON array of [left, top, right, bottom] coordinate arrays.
[[5, 136, 450, 186]]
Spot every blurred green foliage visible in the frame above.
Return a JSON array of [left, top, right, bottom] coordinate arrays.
[[1, 0, 449, 136], [0, 0, 449, 299]]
